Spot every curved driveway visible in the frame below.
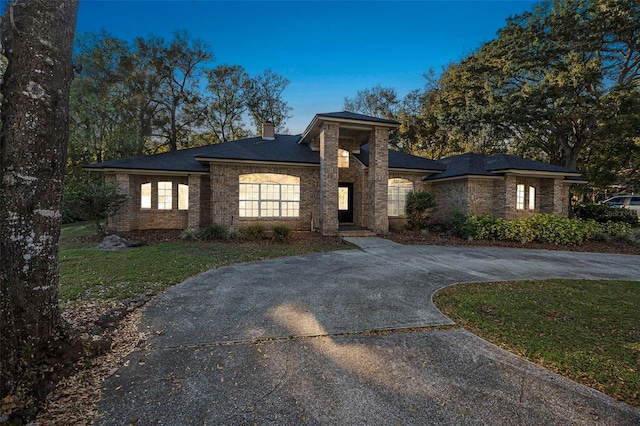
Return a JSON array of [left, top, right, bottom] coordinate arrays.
[[97, 239, 640, 425]]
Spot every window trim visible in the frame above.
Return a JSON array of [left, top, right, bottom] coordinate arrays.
[[238, 174, 300, 218], [158, 181, 173, 210], [140, 182, 151, 209], [388, 178, 414, 217], [178, 183, 189, 211]]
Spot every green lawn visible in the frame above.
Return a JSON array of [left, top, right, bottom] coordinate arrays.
[[434, 279, 640, 407], [59, 222, 349, 302]]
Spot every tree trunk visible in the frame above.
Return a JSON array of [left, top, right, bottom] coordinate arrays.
[[0, 0, 79, 398]]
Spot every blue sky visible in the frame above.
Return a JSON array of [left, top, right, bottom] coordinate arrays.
[[76, 0, 537, 134]]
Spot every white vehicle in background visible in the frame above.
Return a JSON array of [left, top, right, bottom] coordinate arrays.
[[602, 195, 640, 213]]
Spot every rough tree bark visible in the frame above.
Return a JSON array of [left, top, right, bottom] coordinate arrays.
[[0, 0, 79, 399]]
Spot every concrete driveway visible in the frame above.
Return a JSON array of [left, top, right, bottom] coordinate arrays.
[[96, 239, 640, 425]]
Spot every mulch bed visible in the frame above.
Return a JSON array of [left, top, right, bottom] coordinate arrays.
[[387, 231, 640, 255]]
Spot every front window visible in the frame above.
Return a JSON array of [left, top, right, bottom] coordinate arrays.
[[239, 173, 300, 218], [338, 149, 350, 168], [516, 184, 525, 210], [158, 181, 172, 210], [141, 182, 151, 209], [178, 184, 189, 210], [528, 186, 536, 210], [388, 178, 413, 217], [517, 184, 535, 210]]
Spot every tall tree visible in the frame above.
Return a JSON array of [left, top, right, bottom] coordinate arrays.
[[147, 30, 213, 151], [437, 0, 640, 173], [204, 64, 250, 142], [343, 85, 399, 119], [246, 69, 292, 134], [0, 0, 79, 401], [68, 31, 139, 184]]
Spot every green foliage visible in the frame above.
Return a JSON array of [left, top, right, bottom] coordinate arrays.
[[574, 203, 639, 226], [435, 279, 640, 407], [239, 223, 267, 241], [63, 181, 128, 237], [405, 191, 436, 230], [180, 224, 233, 241], [445, 212, 635, 246], [446, 210, 474, 239], [199, 223, 232, 240], [271, 225, 291, 242]]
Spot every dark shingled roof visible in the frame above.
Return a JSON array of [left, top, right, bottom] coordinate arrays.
[[84, 135, 318, 172], [355, 144, 447, 172], [83, 145, 212, 173], [315, 111, 400, 125], [424, 153, 581, 180]]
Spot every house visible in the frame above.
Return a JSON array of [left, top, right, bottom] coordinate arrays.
[[85, 111, 583, 235]]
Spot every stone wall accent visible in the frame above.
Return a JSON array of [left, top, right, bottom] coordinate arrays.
[[320, 123, 339, 235], [208, 162, 320, 231], [368, 127, 389, 233]]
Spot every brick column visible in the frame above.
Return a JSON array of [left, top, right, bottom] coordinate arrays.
[[503, 174, 517, 220], [368, 127, 389, 233], [552, 178, 568, 216], [106, 173, 134, 232], [187, 175, 202, 228], [320, 123, 339, 235]]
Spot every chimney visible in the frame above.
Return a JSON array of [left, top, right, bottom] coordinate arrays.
[[262, 121, 275, 140]]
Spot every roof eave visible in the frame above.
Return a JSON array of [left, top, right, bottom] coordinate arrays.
[[193, 157, 320, 168], [82, 167, 208, 176]]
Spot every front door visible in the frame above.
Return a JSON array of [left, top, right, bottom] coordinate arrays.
[[338, 183, 353, 223]]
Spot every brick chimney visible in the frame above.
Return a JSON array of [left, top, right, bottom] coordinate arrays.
[[262, 121, 275, 140]]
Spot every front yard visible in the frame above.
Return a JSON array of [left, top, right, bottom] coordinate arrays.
[[435, 279, 640, 408]]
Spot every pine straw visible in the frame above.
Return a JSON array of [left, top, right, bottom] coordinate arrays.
[[36, 302, 148, 425]]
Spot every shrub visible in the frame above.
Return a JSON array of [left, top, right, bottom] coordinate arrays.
[[469, 214, 510, 241], [199, 223, 231, 240], [271, 225, 291, 242], [180, 228, 201, 241], [446, 210, 475, 239], [63, 181, 128, 237], [240, 223, 267, 240], [574, 203, 639, 226], [405, 191, 436, 230]]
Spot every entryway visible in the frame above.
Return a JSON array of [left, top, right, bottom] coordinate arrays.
[[338, 183, 353, 223]]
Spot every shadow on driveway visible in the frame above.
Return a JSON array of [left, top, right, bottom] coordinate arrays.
[[96, 240, 640, 425]]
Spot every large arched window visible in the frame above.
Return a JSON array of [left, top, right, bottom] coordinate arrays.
[[388, 178, 413, 217], [239, 173, 300, 218], [338, 149, 350, 168]]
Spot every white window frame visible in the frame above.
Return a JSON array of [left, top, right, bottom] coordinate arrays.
[[516, 184, 525, 210], [140, 182, 151, 209], [239, 174, 300, 218], [158, 181, 172, 210], [388, 179, 413, 217]]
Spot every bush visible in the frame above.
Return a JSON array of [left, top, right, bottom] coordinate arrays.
[[469, 214, 510, 241], [199, 223, 231, 240], [240, 223, 267, 240], [446, 210, 475, 239], [574, 203, 639, 226], [271, 225, 291, 242], [405, 191, 436, 230], [63, 181, 128, 237], [180, 228, 201, 241]]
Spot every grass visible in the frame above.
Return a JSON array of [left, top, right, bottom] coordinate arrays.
[[434, 279, 640, 407], [59, 222, 349, 302]]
